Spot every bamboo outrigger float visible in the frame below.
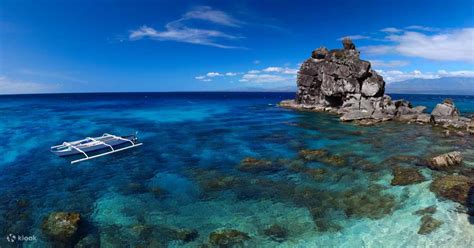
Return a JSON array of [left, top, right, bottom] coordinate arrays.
[[50, 133, 143, 164]]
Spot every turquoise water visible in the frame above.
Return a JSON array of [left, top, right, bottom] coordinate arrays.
[[0, 92, 473, 247]]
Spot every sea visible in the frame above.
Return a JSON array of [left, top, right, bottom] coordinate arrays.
[[0, 92, 473, 247]]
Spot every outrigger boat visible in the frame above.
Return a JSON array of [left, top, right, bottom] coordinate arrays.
[[51, 133, 143, 164]]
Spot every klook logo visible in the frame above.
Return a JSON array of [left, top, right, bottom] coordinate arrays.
[[5, 233, 37, 243]]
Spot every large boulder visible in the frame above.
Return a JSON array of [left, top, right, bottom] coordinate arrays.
[[430, 175, 474, 205], [42, 212, 81, 243], [428, 151, 463, 170], [431, 99, 460, 124]]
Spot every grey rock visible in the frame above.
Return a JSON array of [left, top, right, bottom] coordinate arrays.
[[361, 72, 384, 97], [431, 101, 459, 119], [398, 114, 419, 121], [340, 110, 372, 121], [428, 151, 463, 170], [416, 114, 431, 123], [413, 106, 427, 114]]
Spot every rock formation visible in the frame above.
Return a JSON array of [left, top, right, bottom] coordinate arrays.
[[428, 151, 463, 170], [280, 38, 473, 131]]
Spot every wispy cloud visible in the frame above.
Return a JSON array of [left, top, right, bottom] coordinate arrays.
[[337, 35, 371, 41], [129, 6, 244, 49], [405, 25, 439, 32], [380, 27, 403, 33], [370, 60, 409, 68], [0, 76, 60, 94], [377, 69, 474, 83], [360, 45, 393, 55], [181, 6, 242, 27]]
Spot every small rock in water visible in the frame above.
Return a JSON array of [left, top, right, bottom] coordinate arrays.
[[428, 151, 463, 170], [209, 229, 250, 247], [390, 166, 425, 186], [413, 206, 437, 215], [417, 215, 443, 235], [263, 224, 288, 242]]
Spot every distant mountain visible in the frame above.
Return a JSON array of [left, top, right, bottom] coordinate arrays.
[[386, 77, 474, 95]]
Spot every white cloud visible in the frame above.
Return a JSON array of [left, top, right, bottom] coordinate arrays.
[[282, 68, 298, 74], [377, 69, 474, 83], [370, 60, 409, 68], [195, 75, 206, 80], [247, 70, 260, 74], [381, 27, 403, 33], [361, 28, 474, 62], [225, 72, 237, 76], [405, 25, 439, 32], [388, 28, 474, 62], [262, 66, 283, 72], [253, 60, 261, 64], [129, 6, 243, 49], [338, 35, 370, 40], [0, 76, 59, 94], [182, 6, 242, 27], [206, 72, 223, 77]]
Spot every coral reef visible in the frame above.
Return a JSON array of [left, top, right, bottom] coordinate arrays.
[[418, 215, 443, 235], [208, 229, 251, 247], [430, 175, 474, 205], [391, 166, 425, 186], [42, 212, 81, 243], [263, 224, 288, 242]]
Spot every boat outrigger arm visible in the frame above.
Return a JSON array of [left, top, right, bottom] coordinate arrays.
[[51, 133, 143, 164]]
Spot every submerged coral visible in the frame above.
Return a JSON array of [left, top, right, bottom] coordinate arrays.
[[391, 166, 425, 186], [42, 212, 81, 243], [418, 215, 443, 235], [237, 157, 280, 173], [208, 229, 251, 247], [263, 224, 289, 242], [430, 175, 474, 205], [340, 186, 396, 219]]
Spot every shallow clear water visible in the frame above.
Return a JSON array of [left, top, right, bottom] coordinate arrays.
[[0, 92, 473, 247]]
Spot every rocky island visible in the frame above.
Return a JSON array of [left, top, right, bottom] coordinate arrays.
[[280, 38, 473, 133]]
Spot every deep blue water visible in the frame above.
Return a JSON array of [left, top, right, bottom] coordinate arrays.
[[0, 92, 473, 247]]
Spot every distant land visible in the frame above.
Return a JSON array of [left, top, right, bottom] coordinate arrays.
[[386, 77, 474, 95], [227, 77, 474, 95]]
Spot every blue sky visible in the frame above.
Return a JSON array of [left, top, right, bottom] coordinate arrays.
[[0, 0, 473, 94]]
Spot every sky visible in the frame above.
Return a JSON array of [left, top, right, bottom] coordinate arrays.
[[0, 0, 473, 94]]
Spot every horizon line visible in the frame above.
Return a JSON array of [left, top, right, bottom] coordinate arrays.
[[1, 91, 474, 97]]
